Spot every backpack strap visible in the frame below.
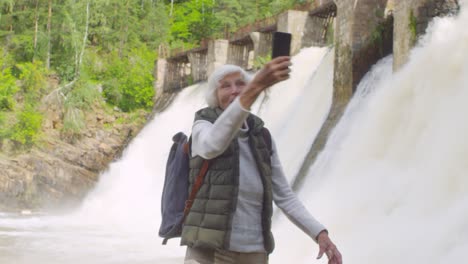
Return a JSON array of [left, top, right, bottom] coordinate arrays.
[[182, 137, 210, 219], [183, 160, 210, 216], [262, 127, 273, 155]]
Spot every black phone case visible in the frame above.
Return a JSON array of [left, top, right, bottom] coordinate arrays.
[[272, 32, 292, 58]]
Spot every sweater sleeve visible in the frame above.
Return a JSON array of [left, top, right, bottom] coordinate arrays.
[[191, 98, 250, 159], [271, 139, 327, 243]]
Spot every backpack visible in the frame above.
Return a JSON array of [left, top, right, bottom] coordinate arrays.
[[159, 128, 272, 245]]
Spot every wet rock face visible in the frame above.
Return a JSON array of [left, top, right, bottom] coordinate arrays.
[[0, 152, 96, 210], [0, 102, 145, 211]]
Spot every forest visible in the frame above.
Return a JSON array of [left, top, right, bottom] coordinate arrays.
[[0, 0, 311, 149]]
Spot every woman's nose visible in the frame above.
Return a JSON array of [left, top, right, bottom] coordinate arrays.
[[231, 84, 242, 94]]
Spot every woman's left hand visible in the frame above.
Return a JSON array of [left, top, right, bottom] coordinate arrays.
[[316, 230, 343, 264]]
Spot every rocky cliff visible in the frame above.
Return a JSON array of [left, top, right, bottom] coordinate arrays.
[[0, 94, 147, 211]]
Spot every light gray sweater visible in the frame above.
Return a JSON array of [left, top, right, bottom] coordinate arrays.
[[191, 98, 325, 253]]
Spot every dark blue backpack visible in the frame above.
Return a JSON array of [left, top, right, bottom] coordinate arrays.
[[159, 132, 210, 245], [159, 128, 272, 245]]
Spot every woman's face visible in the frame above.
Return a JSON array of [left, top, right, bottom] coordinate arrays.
[[216, 72, 246, 110]]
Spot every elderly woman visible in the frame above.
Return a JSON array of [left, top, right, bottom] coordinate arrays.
[[181, 57, 342, 264]]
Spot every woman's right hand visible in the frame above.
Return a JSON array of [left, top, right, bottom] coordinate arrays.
[[239, 56, 291, 109], [251, 56, 291, 90]]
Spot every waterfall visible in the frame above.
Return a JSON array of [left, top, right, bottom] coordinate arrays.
[[2, 4, 467, 263], [272, 6, 468, 264], [0, 46, 331, 264]]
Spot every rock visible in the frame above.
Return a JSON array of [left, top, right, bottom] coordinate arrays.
[[0, 102, 146, 210]]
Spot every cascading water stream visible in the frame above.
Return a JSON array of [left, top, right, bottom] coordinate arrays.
[[0, 46, 332, 264], [273, 5, 468, 264]]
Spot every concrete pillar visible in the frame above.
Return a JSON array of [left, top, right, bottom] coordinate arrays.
[[393, 0, 423, 70], [277, 10, 310, 55], [250, 32, 273, 58], [393, 0, 459, 70], [207, 39, 229, 76], [303, 15, 333, 47], [163, 59, 191, 92], [155, 58, 167, 95], [227, 42, 253, 69], [188, 50, 208, 83], [293, 0, 393, 190], [227, 44, 244, 67], [334, 0, 389, 98]]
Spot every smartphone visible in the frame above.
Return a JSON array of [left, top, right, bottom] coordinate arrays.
[[271, 32, 292, 58]]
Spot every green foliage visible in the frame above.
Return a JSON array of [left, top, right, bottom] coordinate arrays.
[[0, 0, 312, 150], [0, 111, 6, 136], [102, 45, 155, 112], [9, 34, 35, 63], [50, 2, 86, 82], [168, 0, 305, 48], [88, 0, 169, 53], [61, 79, 100, 140], [0, 64, 19, 111], [8, 105, 43, 147], [17, 61, 48, 102], [409, 9, 418, 44], [65, 78, 100, 110], [325, 20, 334, 46], [253, 54, 272, 70], [371, 23, 385, 46], [62, 106, 85, 140], [170, 0, 217, 44], [212, 0, 243, 37]]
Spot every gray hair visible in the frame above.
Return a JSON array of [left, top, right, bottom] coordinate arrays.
[[205, 64, 252, 108]]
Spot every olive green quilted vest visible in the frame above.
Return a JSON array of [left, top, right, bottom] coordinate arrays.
[[180, 107, 275, 253]]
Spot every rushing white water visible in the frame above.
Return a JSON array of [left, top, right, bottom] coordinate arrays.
[[0, 46, 331, 264], [273, 6, 468, 264], [271, 54, 395, 264], [2, 4, 468, 263]]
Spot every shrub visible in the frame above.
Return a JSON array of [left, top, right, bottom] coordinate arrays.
[[17, 61, 48, 103], [62, 107, 85, 141], [253, 54, 272, 70], [65, 79, 100, 110], [9, 105, 43, 146], [101, 46, 155, 112], [61, 79, 101, 139], [0, 66, 19, 111]]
